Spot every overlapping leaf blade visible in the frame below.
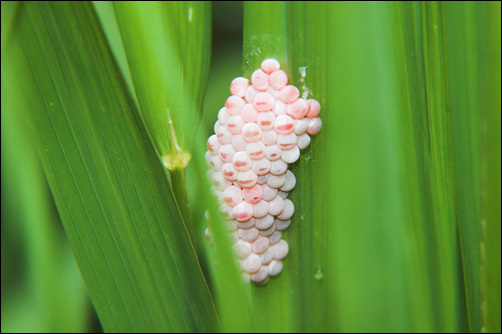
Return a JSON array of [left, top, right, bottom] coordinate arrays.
[[113, 1, 212, 235], [479, 2, 501, 333], [2, 2, 217, 332], [241, 1, 497, 332], [113, 1, 211, 162]]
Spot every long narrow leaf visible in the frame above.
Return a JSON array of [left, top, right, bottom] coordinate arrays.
[[3, 2, 217, 332], [479, 2, 501, 333], [113, 1, 212, 237], [1, 61, 89, 334], [443, 2, 482, 331]]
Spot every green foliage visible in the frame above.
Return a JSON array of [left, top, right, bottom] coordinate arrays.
[[1, 1, 500, 333], [113, 1, 211, 163], [479, 2, 501, 333], [2, 2, 216, 332]]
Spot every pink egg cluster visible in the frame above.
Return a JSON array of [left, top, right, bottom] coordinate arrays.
[[205, 59, 322, 284]]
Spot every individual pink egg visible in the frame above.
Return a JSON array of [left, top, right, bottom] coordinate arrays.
[[255, 214, 274, 230], [260, 247, 274, 265], [294, 118, 309, 135], [246, 141, 266, 160], [251, 158, 271, 176], [207, 135, 221, 155], [277, 199, 294, 220], [230, 77, 249, 97], [253, 92, 275, 112], [225, 95, 245, 115], [211, 171, 230, 190], [218, 107, 229, 124], [245, 86, 258, 103], [219, 144, 236, 163], [268, 231, 282, 245], [251, 267, 269, 284], [277, 133, 297, 150], [281, 146, 300, 164], [286, 98, 309, 119], [257, 111, 276, 131], [306, 117, 322, 135], [279, 85, 299, 103], [235, 217, 256, 229], [223, 186, 243, 207], [226, 115, 244, 134], [237, 170, 258, 188], [222, 163, 238, 182], [267, 173, 287, 189], [253, 200, 270, 219], [265, 144, 283, 161], [241, 123, 262, 143], [268, 195, 285, 216], [261, 130, 278, 146], [296, 133, 311, 150], [306, 99, 321, 118], [233, 201, 254, 222], [251, 70, 269, 91], [216, 125, 232, 144], [271, 240, 289, 260], [243, 253, 262, 274], [231, 134, 247, 152], [270, 159, 288, 175], [280, 170, 296, 192], [260, 222, 276, 237], [242, 184, 263, 204], [241, 103, 258, 123], [257, 174, 269, 185], [232, 151, 252, 172], [274, 114, 295, 135], [275, 218, 291, 231], [261, 58, 280, 74], [269, 70, 288, 90], [252, 235, 270, 254], [233, 240, 251, 259], [272, 100, 287, 116], [238, 227, 260, 242], [214, 121, 221, 135], [268, 260, 283, 276], [214, 120, 221, 134], [261, 184, 279, 201], [208, 154, 223, 171], [219, 203, 234, 221]]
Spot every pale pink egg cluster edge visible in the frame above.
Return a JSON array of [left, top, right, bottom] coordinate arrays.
[[205, 58, 322, 284]]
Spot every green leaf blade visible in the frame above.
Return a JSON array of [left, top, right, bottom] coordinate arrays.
[[113, 1, 212, 162], [479, 2, 501, 333], [4, 2, 217, 332]]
